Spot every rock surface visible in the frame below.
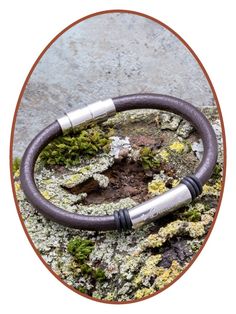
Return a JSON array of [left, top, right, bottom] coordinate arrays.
[[14, 107, 223, 301]]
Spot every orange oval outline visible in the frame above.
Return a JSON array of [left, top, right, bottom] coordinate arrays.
[[9, 9, 227, 304]]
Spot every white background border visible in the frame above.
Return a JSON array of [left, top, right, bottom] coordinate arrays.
[[1, 1, 235, 313]]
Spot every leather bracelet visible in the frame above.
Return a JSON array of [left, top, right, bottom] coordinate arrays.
[[20, 94, 218, 231]]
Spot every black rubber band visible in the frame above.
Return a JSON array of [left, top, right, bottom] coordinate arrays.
[[181, 178, 197, 199], [123, 208, 133, 230], [114, 210, 122, 232], [188, 175, 203, 194], [113, 209, 132, 232], [181, 175, 203, 199], [184, 177, 201, 196]]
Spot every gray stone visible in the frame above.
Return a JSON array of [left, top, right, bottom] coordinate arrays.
[[191, 139, 204, 160], [177, 120, 194, 138], [158, 112, 182, 131], [14, 12, 215, 157]]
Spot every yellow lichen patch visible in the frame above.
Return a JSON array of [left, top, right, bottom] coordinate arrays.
[[203, 179, 222, 196], [134, 287, 155, 299], [192, 203, 205, 213], [134, 255, 162, 285], [201, 213, 214, 225], [187, 222, 205, 238], [148, 179, 167, 195], [172, 179, 180, 187], [41, 190, 51, 200], [14, 182, 21, 192], [134, 255, 184, 293], [79, 165, 91, 174], [141, 219, 206, 251], [154, 260, 183, 290], [14, 169, 20, 178], [142, 220, 185, 249], [169, 141, 185, 154], [42, 179, 54, 185], [64, 173, 81, 186], [159, 149, 170, 162]]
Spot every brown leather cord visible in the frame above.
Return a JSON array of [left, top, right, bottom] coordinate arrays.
[[20, 94, 217, 231]]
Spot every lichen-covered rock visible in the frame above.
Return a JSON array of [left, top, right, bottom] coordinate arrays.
[[13, 107, 223, 301], [148, 172, 169, 195], [177, 120, 194, 138], [191, 139, 204, 160], [157, 112, 182, 131]]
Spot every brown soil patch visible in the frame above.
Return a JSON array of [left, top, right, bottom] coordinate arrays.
[[66, 158, 154, 204]]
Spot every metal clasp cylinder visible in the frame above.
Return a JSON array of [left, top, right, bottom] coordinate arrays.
[[129, 183, 192, 229], [57, 98, 116, 133]]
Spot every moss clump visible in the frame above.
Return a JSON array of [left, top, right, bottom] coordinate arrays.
[[68, 237, 106, 286], [182, 209, 201, 222], [212, 163, 222, 179], [39, 125, 112, 167], [139, 147, 160, 170], [67, 237, 94, 262], [76, 286, 87, 294], [80, 263, 93, 274], [93, 268, 106, 282], [12, 157, 21, 174], [80, 264, 106, 282]]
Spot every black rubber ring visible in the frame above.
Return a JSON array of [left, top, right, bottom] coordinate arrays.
[[188, 175, 203, 194], [123, 208, 133, 230], [118, 209, 128, 231], [114, 210, 122, 232], [181, 178, 196, 199], [184, 176, 201, 197]]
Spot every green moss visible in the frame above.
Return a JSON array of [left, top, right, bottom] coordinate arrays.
[[93, 268, 106, 282], [39, 125, 112, 167], [104, 292, 115, 301], [80, 263, 93, 275], [67, 237, 94, 262], [12, 157, 21, 174], [76, 286, 87, 294], [182, 209, 201, 222], [212, 163, 222, 179], [79, 263, 106, 282], [68, 238, 106, 286], [92, 292, 103, 299], [139, 147, 160, 170]]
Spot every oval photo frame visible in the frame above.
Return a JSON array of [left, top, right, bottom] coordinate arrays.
[[10, 10, 226, 304]]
